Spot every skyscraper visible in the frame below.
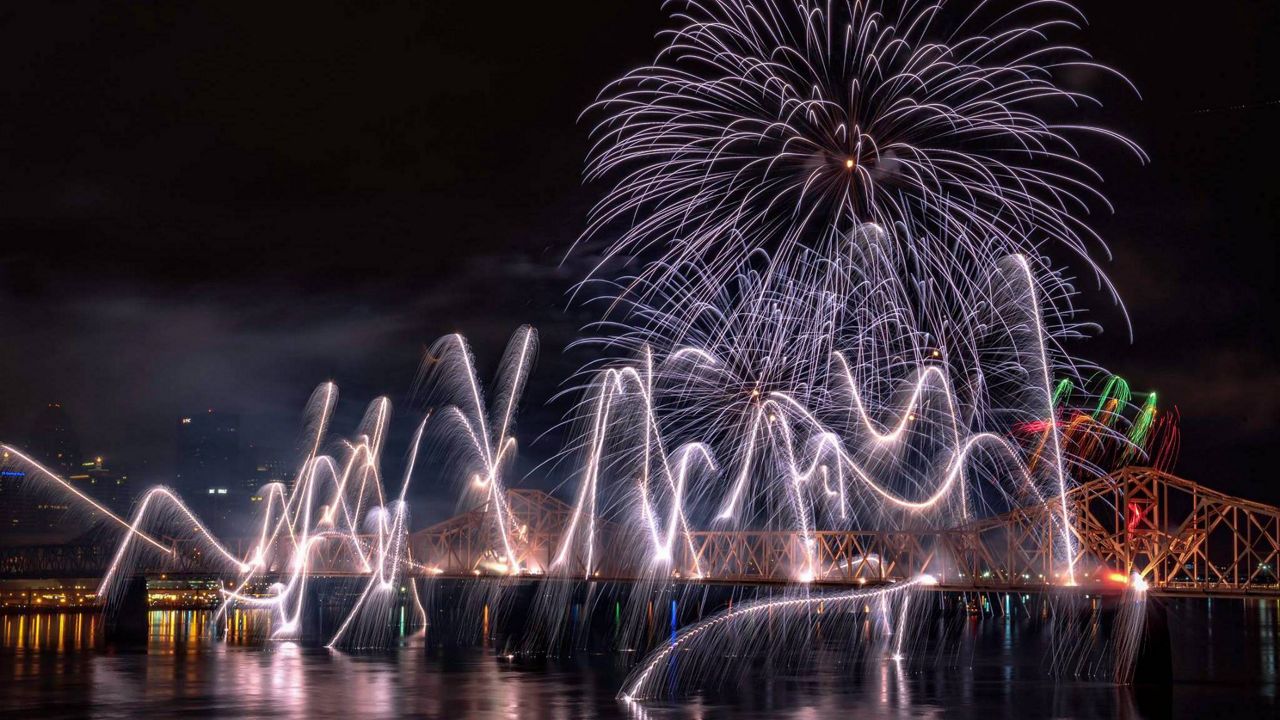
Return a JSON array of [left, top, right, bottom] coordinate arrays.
[[27, 402, 80, 476], [0, 453, 55, 543], [244, 442, 291, 506], [0, 468, 71, 542], [3, 403, 84, 538], [66, 455, 131, 516], [176, 409, 240, 531]]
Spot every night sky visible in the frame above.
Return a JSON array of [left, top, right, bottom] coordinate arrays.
[[0, 2, 1275, 516]]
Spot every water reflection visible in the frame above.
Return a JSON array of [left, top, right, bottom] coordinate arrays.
[[0, 600, 1275, 719], [2, 612, 98, 651], [1262, 600, 1278, 695], [148, 608, 275, 649]]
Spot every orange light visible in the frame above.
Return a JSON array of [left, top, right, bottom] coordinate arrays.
[[1106, 572, 1128, 584], [844, 158, 854, 169]]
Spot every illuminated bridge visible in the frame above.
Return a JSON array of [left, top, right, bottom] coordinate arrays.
[[2, 467, 1277, 598], [405, 467, 1280, 598]]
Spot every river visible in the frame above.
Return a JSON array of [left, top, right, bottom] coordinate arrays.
[[0, 597, 1275, 718]]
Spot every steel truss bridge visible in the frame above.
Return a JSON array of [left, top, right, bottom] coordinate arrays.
[[405, 467, 1280, 597], [3, 468, 1278, 598]]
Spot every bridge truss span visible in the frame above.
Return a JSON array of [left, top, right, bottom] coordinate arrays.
[[3, 468, 1276, 598], [1071, 467, 1280, 595], [405, 467, 1280, 597]]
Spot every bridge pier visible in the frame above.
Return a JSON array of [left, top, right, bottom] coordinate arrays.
[[104, 575, 148, 646], [1132, 600, 1173, 685], [300, 578, 332, 644], [295, 577, 415, 646]]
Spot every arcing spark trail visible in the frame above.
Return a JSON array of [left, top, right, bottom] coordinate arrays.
[[1, 330, 540, 649], [552, 253, 1079, 588]]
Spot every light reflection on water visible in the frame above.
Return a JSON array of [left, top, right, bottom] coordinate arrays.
[[0, 599, 1275, 719], [1, 612, 98, 652], [1, 609, 277, 653]]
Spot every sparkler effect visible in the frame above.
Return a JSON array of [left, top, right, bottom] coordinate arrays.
[[624, 573, 947, 696], [621, 575, 935, 701], [119, 382, 427, 649], [568, 0, 1142, 600], [419, 326, 539, 575]]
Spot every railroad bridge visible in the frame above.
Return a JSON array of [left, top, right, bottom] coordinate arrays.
[[2, 467, 1277, 598]]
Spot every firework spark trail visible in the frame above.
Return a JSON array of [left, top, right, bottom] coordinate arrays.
[[195, 393, 429, 646], [570, 230, 1097, 526], [216, 327, 538, 644], [0, 446, 170, 553], [325, 415, 428, 648], [417, 326, 539, 576], [3, 379, 437, 647], [0, 0, 1164, 700], [0, 329, 542, 649], [552, 253, 1079, 585], [571, 4, 1144, 511], [1111, 572, 1149, 683], [580, 0, 1141, 347], [619, 574, 938, 701], [552, 354, 714, 579], [0, 314, 1165, 680], [99, 487, 250, 595]]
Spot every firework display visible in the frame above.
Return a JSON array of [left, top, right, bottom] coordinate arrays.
[[0, 0, 1181, 706], [578, 0, 1142, 383], [6, 382, 427, 649], [562, 1, 1149, 694]]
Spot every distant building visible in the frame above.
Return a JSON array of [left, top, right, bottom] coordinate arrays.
[[1, 405, 132, 544], [244, 443, 291, 506], [0, 463, 34, 538], [176, 410, 240, 531], [0, 454, 71, 543], [66, 455, 131, 516], [27, 402, 81, 476], [0, 403, 84, 539]]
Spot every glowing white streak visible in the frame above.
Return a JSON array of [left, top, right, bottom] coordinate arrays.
[[100, 487, 248, 595], [829, 354, 960, 445], [620, 575, 934, 701], [435, 329, 534, 574], [1010, 254, 1076, 584], [0, 445, 170, 553], [555, 361, 711, 577], [553, 374, 613, 574], [716, 406, 762, 520], [892, 594, 911, 661]]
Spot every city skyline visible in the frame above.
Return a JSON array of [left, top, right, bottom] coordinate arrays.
[[0, 402, 279, 540]]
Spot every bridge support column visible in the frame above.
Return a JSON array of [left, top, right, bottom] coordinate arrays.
[[300, 579, 328, 645], [1132, 600, 1172, 685], [104, 575, 149, 646], [212, 609, 226, 641]]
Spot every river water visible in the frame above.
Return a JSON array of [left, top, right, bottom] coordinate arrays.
[[0, 598, 1275, 719]]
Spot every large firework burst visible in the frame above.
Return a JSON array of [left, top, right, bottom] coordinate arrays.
[[581, 0, 1142, 339]]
